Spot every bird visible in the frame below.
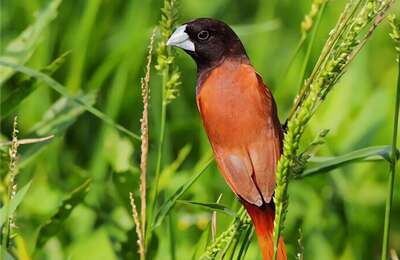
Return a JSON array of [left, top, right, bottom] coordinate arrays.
[[167, 18, 287, 260]]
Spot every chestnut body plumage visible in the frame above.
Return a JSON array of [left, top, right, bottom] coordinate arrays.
[[167, 18, 286, 260]]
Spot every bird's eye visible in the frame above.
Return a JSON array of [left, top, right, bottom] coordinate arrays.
[[197, 30, 210, 41]]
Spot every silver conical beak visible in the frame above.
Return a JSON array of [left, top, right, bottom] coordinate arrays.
[[167, 25, 195, 52]]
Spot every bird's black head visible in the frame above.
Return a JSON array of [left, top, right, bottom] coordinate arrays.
[[167, 18, 248, 72]]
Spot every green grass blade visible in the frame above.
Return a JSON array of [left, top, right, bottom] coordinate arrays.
[[66, 0, 101, 93], [159, 144, 192, 190], [35, 179, 92, 249], [18, 93, 96, 167], [192, 225, 211, 260], [0, 52, 69, 120], [381, 17, 400, 259], [199, 209, 250, 259], [0, 60, 140, 140], [29, 94, 96, 136], [236, 226, 254, 260], [0, 0, 62, 85], [298, 145, 395, 178], [88, 62, 130, 183], [152, 155, 214, 229], [0, 246, 14, 260], [0, 181, 32, 228], [176, 200, 237, 218]]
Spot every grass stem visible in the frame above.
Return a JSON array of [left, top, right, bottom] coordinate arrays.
[[150, 70, 168, 216], [274, 1, 395, 259], [148, 0, 181, 250], [129, 192, 145, 260], [297, 1, 327, 91], [287, 0, 361, 121], [139, 28, 155, 248], [1, 117, 19, 259], [282, 36, 306, 78], [381, 16, 400, 259]]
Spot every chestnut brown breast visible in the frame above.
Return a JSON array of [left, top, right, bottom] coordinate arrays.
[[196, 59, 282, 206]]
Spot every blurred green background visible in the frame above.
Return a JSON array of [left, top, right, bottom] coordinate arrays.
[[1, 0, 400, 259]]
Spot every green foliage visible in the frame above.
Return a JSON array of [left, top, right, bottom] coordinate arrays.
[[381, 14, 400, 260], [389, 14, 400, 58], [0, 0, 62, 85], [0, 181, 31, 228], [19, 93, 96, 167], [299, 145, 396, 178], [0, 61, 139, 140], [35, 179, 91, 248], [0, 52, 69, 119], [192, 225, 211, 259], [155, 0, 182, 102], [176, 200, 237, 218], [273, 1, 395, 258], [0, 246, 14, 260], [199, 210, 252, 259], [152, 155, 213, 229], [149, 1, 183, 249], [1, 0, 399, 259]]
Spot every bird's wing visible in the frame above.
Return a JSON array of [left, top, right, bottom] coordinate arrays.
[[248, 72, 282, 203], [196, 63, 282, 205], [212, 145, 264, 206]]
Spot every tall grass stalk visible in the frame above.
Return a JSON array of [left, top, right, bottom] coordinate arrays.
[[288, 0, 361, 120], [273, 1, 394, 259], [297, 1, 328, 91], [381, 15, 400, 260], [296, 228, 304, 260], [129, 192, 145, 260], [284, 0, 327, 77], [1, 117, 19, 259], [199, 209, 251, 259], [139, 28, 155, 250], [127, 29, 155, 260], [149, 0, 181, 242]]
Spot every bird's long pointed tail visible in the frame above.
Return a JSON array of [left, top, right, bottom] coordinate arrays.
[[243, 201, 287, 260]]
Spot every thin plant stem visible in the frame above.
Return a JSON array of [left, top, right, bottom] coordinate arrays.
[[296, 228, 304, 260], [211, 194, 223, 241], [169, 215, 177, 260], [149, 2, 181, 247], [147, 79, 167, 251], [273, 1, 395, 259], [287, 0, 362, 121], [282, 36, 306, 78], [129, 192, 145, 260], [151, 70, 168, 213], [1, 117, 19, 259], [139, 28, 156, 247], [200, 208, 250, 259], [0, 135, 54, 147], [282, 0, 327, 81], [147, 67, 171, 250], [297, 2, 328, 91], [236, 224, 254, 259], [381, 27, 400, 260]]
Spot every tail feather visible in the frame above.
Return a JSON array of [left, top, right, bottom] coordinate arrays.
[[243, 201, 286, 260]]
